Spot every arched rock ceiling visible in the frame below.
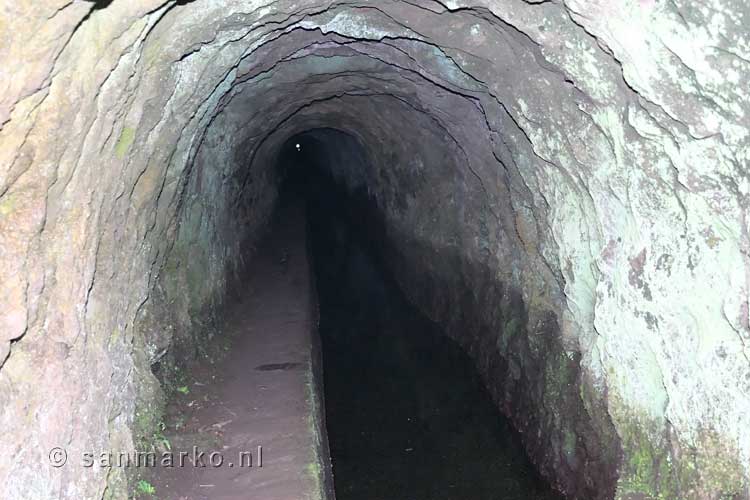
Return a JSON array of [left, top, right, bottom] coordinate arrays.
[[0, 1, 748, 499]]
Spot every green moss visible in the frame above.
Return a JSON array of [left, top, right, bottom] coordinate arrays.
[[133, 404, 164, 451], [136, 479, 156, 497], [613, 412, 747, 500], [102, 447, 129, 500], [131, 329, 167, 452], [497, 317, 520, 353], [110, 328, 121, 345], [143, 41, 162, 67], [618, 439, 666, 499], [539, 348, 586, 473], [563, 429, 577, 458], [128, 331, 167, 499], [0, 195, 15, 216], [304, 360, 326, 500], [543, 349, 576, 403], [114, 126, 135, 159], [688, 430, 747, 497], [305, 460, 323, 500]]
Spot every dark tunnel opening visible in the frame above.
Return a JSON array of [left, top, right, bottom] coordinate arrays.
[[278, 132, 564, 499], [6, 3, 749, 499]]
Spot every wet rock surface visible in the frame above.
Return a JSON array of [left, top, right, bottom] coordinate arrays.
[[307, 170, 564, 500], [1, 1, 749, 499]]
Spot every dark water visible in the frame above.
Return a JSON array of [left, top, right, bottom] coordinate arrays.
[[300, 172, 563, 500]]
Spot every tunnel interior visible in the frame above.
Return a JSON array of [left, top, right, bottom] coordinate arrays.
[[283, 137, 564, 499], [2, 2, 749, 499]]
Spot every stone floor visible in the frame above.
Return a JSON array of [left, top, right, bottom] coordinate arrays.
[[149, 199, 331, 500]]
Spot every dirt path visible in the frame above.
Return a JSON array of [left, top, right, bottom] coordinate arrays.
[[149, 200, 330, 500]]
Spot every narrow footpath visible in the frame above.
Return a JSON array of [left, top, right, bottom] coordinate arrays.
[[149, 199, 331, 500]]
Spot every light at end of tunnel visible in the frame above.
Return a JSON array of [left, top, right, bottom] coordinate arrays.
[[295, 143, 301, 152]]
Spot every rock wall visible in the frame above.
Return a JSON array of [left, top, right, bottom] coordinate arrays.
[[0, 1, 748, 498]]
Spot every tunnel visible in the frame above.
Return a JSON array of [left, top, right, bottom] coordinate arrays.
[[288, 148, 565, 500], [1, 1, 749, 499]]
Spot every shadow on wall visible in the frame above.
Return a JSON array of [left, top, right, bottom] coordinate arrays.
[[274, 128, 622, 499], [300, 164, 564, 499]]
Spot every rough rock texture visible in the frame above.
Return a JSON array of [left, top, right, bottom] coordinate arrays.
[[1, 1, 748, 499]]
